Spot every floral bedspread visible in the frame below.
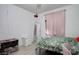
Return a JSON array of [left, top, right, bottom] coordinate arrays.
[[37, 37, 79, 54]]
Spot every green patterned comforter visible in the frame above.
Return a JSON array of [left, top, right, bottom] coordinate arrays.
[[37, 37, 79, 54]]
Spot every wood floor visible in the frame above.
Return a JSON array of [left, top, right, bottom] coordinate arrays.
[[10, 43, 63, 55], [11, 43, 37, 55]]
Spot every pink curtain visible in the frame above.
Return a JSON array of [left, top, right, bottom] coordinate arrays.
[[45, 10, 65, 36], [45, 13, 54, 36]]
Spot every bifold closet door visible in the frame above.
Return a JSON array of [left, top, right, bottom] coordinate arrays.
[[45, 10, 65, 36]]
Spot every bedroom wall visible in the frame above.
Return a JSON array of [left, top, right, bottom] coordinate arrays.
[[0, 4, 35, 46], [65, 5, 79, 37], [39, 5, 79, 38]]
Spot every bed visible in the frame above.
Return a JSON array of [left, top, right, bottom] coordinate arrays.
[[36, 37, 79, 55]]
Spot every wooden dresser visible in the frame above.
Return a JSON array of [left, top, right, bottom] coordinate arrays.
[[0, 38, 18, 55]]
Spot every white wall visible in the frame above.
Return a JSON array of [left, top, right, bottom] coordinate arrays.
[[0, 5, 8, 39], [0, 4, 35, 46], [65, 5, 79, 37], [39, 5, 79, 38]]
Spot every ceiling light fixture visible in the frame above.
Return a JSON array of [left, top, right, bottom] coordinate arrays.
[[34, 4, 41, 18]]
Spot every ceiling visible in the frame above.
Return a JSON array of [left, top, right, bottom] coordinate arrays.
[[14, 4, 70, 14]]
